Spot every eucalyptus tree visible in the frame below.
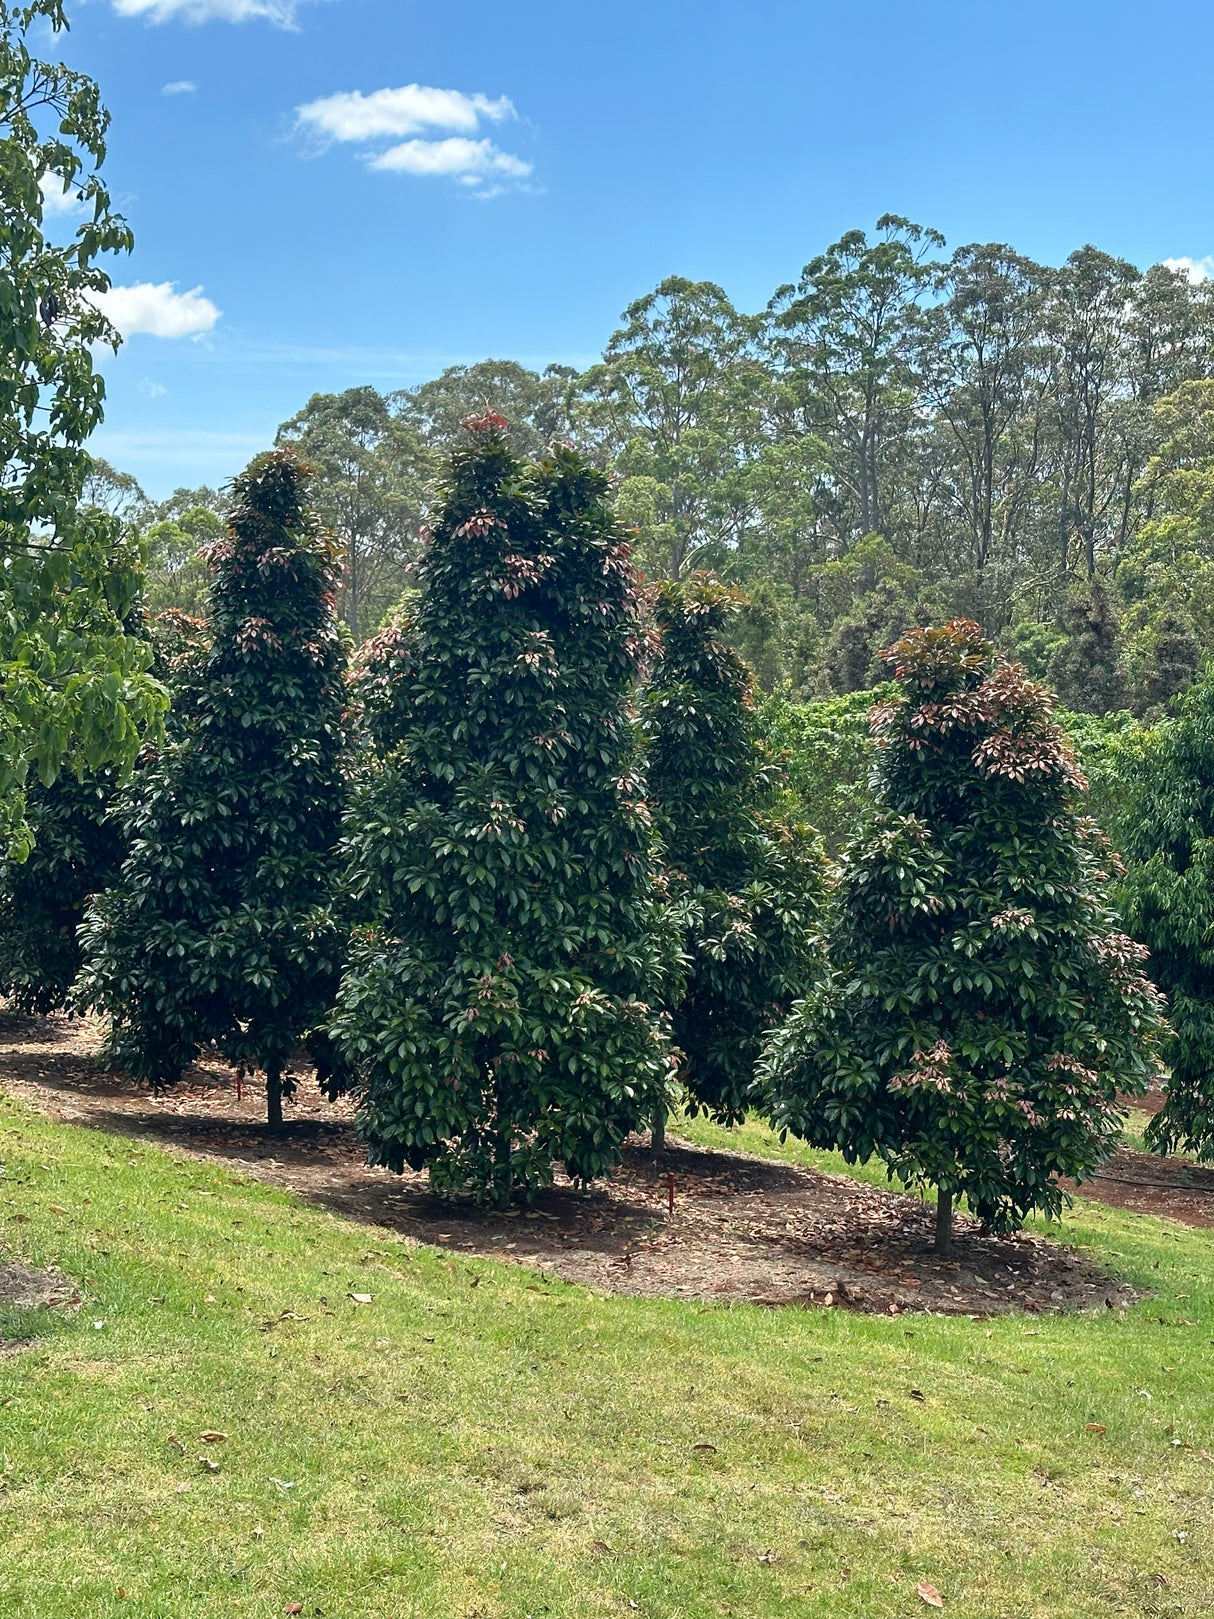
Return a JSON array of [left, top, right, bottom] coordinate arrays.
[[277, 386, 430, 635], [578, 276, 770, 579], [921, 244, 1051, 601], [766, 216, 945, 551], [399, 360, 578, 458]]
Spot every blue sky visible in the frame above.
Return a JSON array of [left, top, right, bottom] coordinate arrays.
[[56, 0, 1214, 496]]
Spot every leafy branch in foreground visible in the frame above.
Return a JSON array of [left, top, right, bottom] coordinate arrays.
[[0, 1, 163, 855]]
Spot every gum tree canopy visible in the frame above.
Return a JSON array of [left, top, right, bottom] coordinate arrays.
[[333, 415, 676, 1205], [0, 0, 163, 857], [759, 620, 1167, 1252], [79, 452, 349, 1126]]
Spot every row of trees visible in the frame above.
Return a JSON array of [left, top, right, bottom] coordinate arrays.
[[104, 224, 1214, 718], [14, 419, 1214, 1257]]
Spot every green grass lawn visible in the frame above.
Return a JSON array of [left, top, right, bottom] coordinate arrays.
[[2, 1091, 1213, 1618]]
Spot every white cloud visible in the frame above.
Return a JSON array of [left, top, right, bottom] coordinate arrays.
[[369, 137, 532, 183], [1163, 256, 1214, 285], [91, 282, 221, 339], [296, 84, 515, 144], [161, 80, 197, 95], [114, 0, 315, 23], [138, 378, 168, 398], [295, 82, 532, 196], [40, 177, 84, 218]]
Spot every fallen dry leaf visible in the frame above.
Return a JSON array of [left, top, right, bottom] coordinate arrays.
[[917, 1581, 944, 1607], [198, 1457, 221, 1474], [1084, 1423, 1107, 1435], [284, 1606, 304, 1616], [348, 1293, 373, 1306], [692, 1442, 717, 1453], [590, 1540, 612, 1554]]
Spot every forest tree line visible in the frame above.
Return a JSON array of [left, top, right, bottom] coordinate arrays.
[[102, 215, 1214, 719]]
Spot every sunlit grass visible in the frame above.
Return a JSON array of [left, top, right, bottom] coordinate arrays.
[[1, 1091, 1213, 1617]]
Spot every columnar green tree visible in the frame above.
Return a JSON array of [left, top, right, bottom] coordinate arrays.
[[78, 451, 349, 1125], [1049, 580, 1130, 715], [0, 1, 164, 856], [759, 620, 1167, 1251], [1115, 674, 1214, 1158], [643, 575, 823, 1137], [332, 415, 676, 1204]]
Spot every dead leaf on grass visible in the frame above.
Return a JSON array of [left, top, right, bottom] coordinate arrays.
[[200, 1431, 228, 1444], [917, 1582, 944, 1607], [348, 1293, 373, 1305], [1085, 1423, 1107, 1435], [284, 1605, 304, 1615], [692, 1442, 717, 1453]]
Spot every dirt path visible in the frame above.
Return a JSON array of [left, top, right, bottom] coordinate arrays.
[[0, 1012, 1155, 1318]]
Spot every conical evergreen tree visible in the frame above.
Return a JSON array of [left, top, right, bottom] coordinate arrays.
[[333, 415, 676, 1203], [1134, 610, 1201, 718], [1049, 580, 1130, 715], [643, 575, 823, 1135], [760, 620, 1166, 1251], [1116, 673, 1214, 1159], [79, 451, 349, 1125]]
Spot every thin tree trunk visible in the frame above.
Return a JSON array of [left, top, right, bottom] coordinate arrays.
[[934, 1188, 953, 1256], [266, 1070, 284, 1131], [652, 1106, 667, 1153]]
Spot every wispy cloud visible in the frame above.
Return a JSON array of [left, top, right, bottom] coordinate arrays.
[[138, 378, 169, 398], [161, 80, 197, 95], [296, 82, 533, 197], [114, 0, 325, 25], [297, 85, 515, 143], [369, 137, 532, 185], [92, 282, 222, 339], [1163, 255, 1214, 285]]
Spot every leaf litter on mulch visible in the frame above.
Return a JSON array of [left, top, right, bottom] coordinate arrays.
[[0, 1013, 1141, 1318]]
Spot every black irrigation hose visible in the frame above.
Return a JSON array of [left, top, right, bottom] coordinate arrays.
[[1089, 1171, 1214, 1195]]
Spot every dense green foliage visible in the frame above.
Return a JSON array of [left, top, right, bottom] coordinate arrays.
[[759, 621, 1167, 1242], [643, 575, 823, 1126], [78, 452, 349, 1124], [0, 1, 163, 855], [1115, 673, 1214, 1160], [332, 416, 676, 1203], [0, 765, 123, 1014]]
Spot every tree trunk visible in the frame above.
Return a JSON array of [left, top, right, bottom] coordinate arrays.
[[651, 1106, 667, 1153], [266, 1071, 284, 1131], [934, 1188, 953, 1257]]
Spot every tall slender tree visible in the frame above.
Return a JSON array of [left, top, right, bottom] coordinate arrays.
[[333, 415, 676, 1203], [643, 575, 823, 1139], [79, 451, 349, 1126]]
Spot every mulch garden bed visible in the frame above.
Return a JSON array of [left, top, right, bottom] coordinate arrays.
[[0, 1011, 1166, 1318]]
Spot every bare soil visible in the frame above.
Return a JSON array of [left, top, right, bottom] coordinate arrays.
[[0, 1012, 1162, 1319]]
